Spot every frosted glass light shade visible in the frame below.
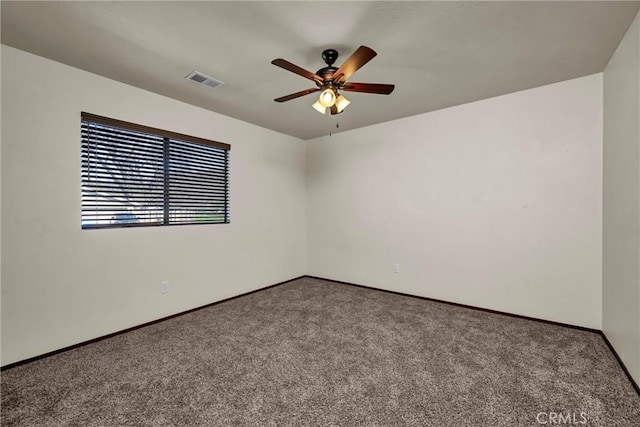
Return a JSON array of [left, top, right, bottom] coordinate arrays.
[[335, 94, 351, 113], [312, 100, 326, 114], [318, 88, 336, 107]]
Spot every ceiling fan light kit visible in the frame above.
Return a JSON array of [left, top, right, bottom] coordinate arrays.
[[272, 46, 394, 115], [312, 89, 350, 115]]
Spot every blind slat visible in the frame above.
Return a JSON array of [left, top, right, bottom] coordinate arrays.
[[82, 115, 230, 229]]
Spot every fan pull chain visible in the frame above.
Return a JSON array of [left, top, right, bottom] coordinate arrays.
[[330, 120, 339, 137]]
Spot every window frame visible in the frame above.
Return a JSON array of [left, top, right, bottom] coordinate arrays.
[[81, 112, 230, 229]]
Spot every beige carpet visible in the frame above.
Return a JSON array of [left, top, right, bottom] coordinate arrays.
[[1, 277, 639, 426]]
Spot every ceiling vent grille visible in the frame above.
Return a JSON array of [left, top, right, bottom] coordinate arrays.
[[185, 71, 225, 89]]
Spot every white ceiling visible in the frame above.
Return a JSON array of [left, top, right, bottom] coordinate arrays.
[[2, 1, 638, 140]]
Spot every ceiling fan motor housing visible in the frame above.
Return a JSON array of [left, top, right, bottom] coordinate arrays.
[[315, 49, 340, 84], [315, 67, 338, 84]]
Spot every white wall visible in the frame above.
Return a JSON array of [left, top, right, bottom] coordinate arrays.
[[307, 74, 603, 329], [0, 46, 307, 366], [603, 13, 640, 384]]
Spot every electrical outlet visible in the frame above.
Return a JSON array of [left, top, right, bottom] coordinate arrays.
[[393, 263, 400, 273], [161, 281, 170, 294]]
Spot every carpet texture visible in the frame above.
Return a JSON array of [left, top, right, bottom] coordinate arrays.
[[1, 277, 639, 426]]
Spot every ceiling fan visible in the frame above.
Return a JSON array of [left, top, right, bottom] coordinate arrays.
[[271, 46, 395, 115]]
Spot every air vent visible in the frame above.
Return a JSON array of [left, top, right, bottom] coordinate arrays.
[[185, 71, 225, 89]]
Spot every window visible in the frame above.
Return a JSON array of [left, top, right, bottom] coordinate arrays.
[[81, 112, 230, 229]]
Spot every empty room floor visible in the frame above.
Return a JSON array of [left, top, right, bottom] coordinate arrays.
[[1, 277, 639, 426]]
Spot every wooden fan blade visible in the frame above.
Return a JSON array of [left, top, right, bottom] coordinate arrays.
[[271, 59, 323, 83], [341, 82, 395, 95], [274, 88, 320, 102], [331, 46, 377, 83]]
